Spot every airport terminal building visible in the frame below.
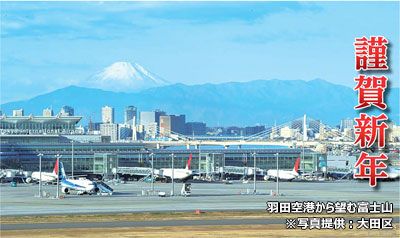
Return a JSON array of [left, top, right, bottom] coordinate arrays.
[[0, 134, 326, 179], [0, 115, 83, 135]]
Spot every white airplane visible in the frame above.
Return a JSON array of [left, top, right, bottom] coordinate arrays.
[[158, 154, 193, 182], [31, 160, 58, 183], [387, 166, 400, 180], [265, 157, 301, 181], [56, 159, 101, 195]]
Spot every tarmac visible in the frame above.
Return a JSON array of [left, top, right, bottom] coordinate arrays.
[[0, 218, 283, 230], [1, 180, 399, 216]]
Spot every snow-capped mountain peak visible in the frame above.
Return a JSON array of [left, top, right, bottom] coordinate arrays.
[[98, 61, 138, 81], [85, 61, 169, 92]]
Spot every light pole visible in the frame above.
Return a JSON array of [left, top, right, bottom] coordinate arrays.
[[222, 153, 226, 180], [252, 152, 257, 194], [71, 140, 74, 177], [37, 153, 43, 198], [55, 154, 62, 199], [302, 140, 305, 172], [171, 153, 174, 196], [243, 153, 247, 179], [275, 153, 279, 196], [150, 152, 154, 192], [198, 142, 201, 177]]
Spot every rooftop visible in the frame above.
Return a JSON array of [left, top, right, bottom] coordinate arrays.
[[0, 115, 82, 124]]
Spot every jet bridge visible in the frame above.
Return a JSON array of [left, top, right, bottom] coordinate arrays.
[[117, 167, 153, 176], [220, 166, 264, 176]]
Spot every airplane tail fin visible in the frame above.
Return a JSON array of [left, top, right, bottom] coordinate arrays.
[[59, 161, 67, 180], [53, 158, 59, 176], [185, 154, 193, 170], [293, 157, 301, 173]]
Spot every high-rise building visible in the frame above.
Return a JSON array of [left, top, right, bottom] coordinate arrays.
[[139, 110, 167, 138], [124, 106, 137, 124], [42, 108, 53, 117], [140, 111, 156, 126], [340, 118, 354, 132], [88, 121, 102, 134], [140, 110, 166, 126], [136, 124, 145, 140], [154, 109, 166, 126], [159, 114, 186, 137], [140, 111, 157, 138], [60, 106, 74, 116], [185, 122, 207, 135], [159, 116, 171, 137], [100, 123, 118, 142], [145, 123, 158, 139], [12, 109, 24, 116], [171, 114, 186, 134], [102, 106, 114, 124], [118, 124, 133, 140], [243, 125, 265, 136]]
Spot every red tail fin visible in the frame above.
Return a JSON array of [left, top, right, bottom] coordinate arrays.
[[293, 157, 300, 173], [53, 158, 59, 175], [186, 154, 192, 170]]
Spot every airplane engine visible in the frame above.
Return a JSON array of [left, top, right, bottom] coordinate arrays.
[[94, 187, 100, 193], [25, 177, 32, 183], [62, 187, 69, 194]]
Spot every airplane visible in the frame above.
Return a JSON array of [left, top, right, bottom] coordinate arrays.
[[158, 154, 193, 182], [265, 157, 301, 181], [30, 160, 58, 183], [327, 171, 353, 180], [56, 159, 101, 195], [386, 166, 400, 180]]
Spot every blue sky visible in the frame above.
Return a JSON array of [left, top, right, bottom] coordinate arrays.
[[1, 1, 399, 103]]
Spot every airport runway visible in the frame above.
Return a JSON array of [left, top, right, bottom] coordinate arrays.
[[1, 218, 283, 230], [1, 180, 399, 216]]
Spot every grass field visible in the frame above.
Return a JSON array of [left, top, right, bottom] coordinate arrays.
[[1, 224, 399, 238], [2, 210, 399, 224]]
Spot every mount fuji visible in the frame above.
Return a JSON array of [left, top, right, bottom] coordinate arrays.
[[83, 61, 169, 92]]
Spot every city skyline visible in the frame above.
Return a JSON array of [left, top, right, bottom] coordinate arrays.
[[2, 103, 400, 144], [2, 103, 399, 128], [1, 2, 399, 103], [1, 78, 399, 127]]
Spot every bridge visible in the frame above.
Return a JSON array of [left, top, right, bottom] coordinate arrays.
[[142, 140, 355, 149], [141, 115, 400, 149]]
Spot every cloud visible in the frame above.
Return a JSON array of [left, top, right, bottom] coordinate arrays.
[[1, 2, 319, 39], [1, 1, 398, 103]]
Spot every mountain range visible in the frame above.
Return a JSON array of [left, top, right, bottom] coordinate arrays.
[[1, 79, 398, 126]]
